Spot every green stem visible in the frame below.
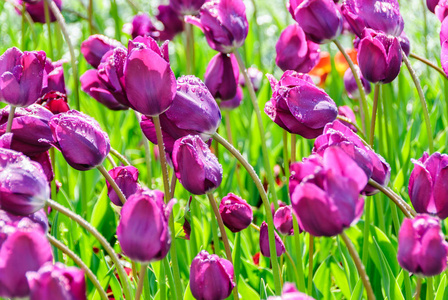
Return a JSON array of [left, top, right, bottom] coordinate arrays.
[[6, 106, 16, 133], [410, 53, 446, 78], [213, 132, 282, 295], [225, 111, 234, 146], [163, 258, 175, 299], [293, 216, 306, 292], [185, 22, 194, 74], [402, 52, 434, 153], [47, 235, 109, 300], [362, 197, 371, 266], [21, 3, 26, 50], [307, 234, 314, 295], [50, 148, 57, 200], [109, 148, 131, 166], [426, 277, 433, 300], [210, 207, 221, 254], [135, 263, 148, 300], [106, 154, 117, 168], [97, 165, 126, 205], [291, 134, 296, 163], [415, 277, 422, 300], [46, 199, 132, 300], [369, 84, 380, 146], [283, 130, 290, 179], [43, 1, 54, 59], [159, 261, 167, 300]]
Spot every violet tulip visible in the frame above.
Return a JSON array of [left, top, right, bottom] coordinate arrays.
[[275, 23, 320, 73], [219, 193, 253, 232], [408, 152, 448, 219], [204, 53, 239, 101], [80, 34, 124, 69], [117, 190, 171, 262], [239, 67, 263, 92], [0, 208, 48, 245], [436, 0, 448, 21], [30, 151, 54, 183], [357, 29, 402, 84], [49, 110, 110, 171], [186, 0, 248, 53], [290, 146, 367, 236], [171, 0, 205, 15], [337, 105, 358, 132], [398, 215, 448, 276], [0, 149, 49, 215], [274, 205, 294, 235], [156, 5, 185, 41], [343, 65, 371, 99], [259, 221, 285, 257], [268, 282, 316, 300], [190, 250, 235, 300], [399, 31, 411, 57], [172, 135, 222, 195], [427, 0, 440, 13], [220, 86, 243, 111], [42, 58, 66, 95], [0, 47, 46, 107], [127, 14, 158, 39], [36, 91, 70, 114], [265, 71, 338, 139], [124, 36, 176, 116], [17, 0, 62, 23], [107, 166, 142, 206]]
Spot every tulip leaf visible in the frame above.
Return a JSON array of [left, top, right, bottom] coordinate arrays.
[[260, 278, 268, 300], [330, 257, 351, 299], [435, 274, 447, 300], [237, 275, 260, 299], [313, 256, 332, 300], [183, 283, 195, 300], [233, 232, 242, 282], [349, 279, 364, 300]]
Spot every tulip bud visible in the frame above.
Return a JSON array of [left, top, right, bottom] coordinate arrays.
[[190, 250, 235, 300], [186, 0, 248, 53], [265, 71, 338, 139], [173, 135, 223, 195], [337, 105, 358, 132], [343, 65, 371, 99], [27, 262, 86, 300], [170, 0, 206, 15], [37, 91, 70, 114], [259, 221, 286, 257], [268, 282, 316, 300], [127, 13, 158, 39], [117, 190, 172, 262], [219, 193, 253, 232], [274, 206, 294, 235], [357, 29, 402, 84], [156, 5, 185, 41], [220, 86, 243, 111], [49, 110, 110, 171], [204, 53, 240, 101], [0, 149, 49, 215], [239, 67, 263, 92], [275, 23, 320, 73], [17, 0, 62, 23], [81, 34, 124, 69], [107, 166, 142, 206], [398, 215, 448, 276]]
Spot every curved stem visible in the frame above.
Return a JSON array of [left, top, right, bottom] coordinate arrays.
[[233, 50, 279, 210], [135, 263, 148, 300], [410, 53, 446, 78], [213, 132, 282, 295], [369, 84, 380, 146], [185, 22, 194, 75], [307, 234, 314, 295], [106, 154, 117, 168], [293, 216, 306, 292], [44, 0, 80, 110], [110, 148, 131, 166], [250, 223, 260, 231], [97, 165, 126, 205], [48, 235, 109, 300], [46, 199, 132, 300], [333, 39, 370, 138], [336, 116, 366, 140], [207, 193, 239, 300], [5, 106, 16, 133], [340, 231, 375, 300], [415, 277, 422, 300], [402, 52, 434, 153]]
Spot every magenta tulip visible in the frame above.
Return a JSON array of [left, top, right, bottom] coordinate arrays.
[[80, 35, 124, 69], [274, 205, 294, 235], [170, 0, 206, 15], [127, 13, 158, 39], [343, 65, 371, 99], [205, 53, 240, 101], [156, 5, 185, 41], [259, 221, 286, 257], [107, 166, 142, 206], [427, 0, 440, 13], [219, 193, 253, 232], [42, 58, 66, 95], [220, 86, 243, 111], [337, 105, 358, 132], [17, 0, 62, 23], [268, 282, 316, 299]]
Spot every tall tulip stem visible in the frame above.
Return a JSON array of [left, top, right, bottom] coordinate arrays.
[[402, 52, 434, 153], [213, 132, 282, 295], [5, 105, 16, 134], [135, 263, 149, 300], [97, 165, 126, 204], [207, 193, 239, 300], [185, 22, 195, 74], [369, 84, 380, 146], [47, 235, 109, 300], [293, 216, 306, 292], [46, 199, 133, 300], [415, 277, 422, 300], [291, 134, 297, 163], [307, 234, 314, 295], [362, 198, 371, 266], [21, 3, 26, 50], [109, 148, 131, 166], [410, 53, 446, 78], [340, 231, 375, 300]]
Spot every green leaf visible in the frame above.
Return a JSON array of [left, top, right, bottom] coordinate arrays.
[[238, 275, 260, 299], [435, 274, 447, 300]]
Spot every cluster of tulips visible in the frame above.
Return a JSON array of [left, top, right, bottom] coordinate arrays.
[[1, 0, 448, 299]]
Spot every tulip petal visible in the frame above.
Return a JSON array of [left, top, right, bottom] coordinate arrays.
[[397, 218, 419, 274], [358, 35, 388, 83], [419, 225, 448, 276], [409, 159, 433, 214]]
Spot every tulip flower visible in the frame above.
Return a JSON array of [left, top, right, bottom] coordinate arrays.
[[42, 58, 66, 95], [186, 0, 248, 53], [80, 34, 124, 69], [337, 105, 358, 132], [49, 110, 110, 171], [399, 32, 411, 57], [170, 0, 206, 15], [436, 0, 448, 21], [427, 0, 440, 13], [291, 0, 343, 44], [219, 193, 253, 232], [190, 250, 235, 300], [267, 282, 316, 300], [172, 135, 223, 195], [124, 36, 176, 116], [107, 166, 142, 206], [275, 23, 320, 73], [204, 53, 240, 101], [156, 5, 185, 41], [239, 67, 263, 92], [0, 104, 53, 156], [220, 86, 243, 111], [0, 47, 46, 107], [30, 151, 54, 183], [290, 146, 367, 236], [274, 206, 294, 235], [27, 262, 86, 300], [36, 91, 70, 114], [0, 208, 48, 246], [127, 13, 158, 39], [17, 0, 62, 23], [259, 221, 286, 257], [357, 29, 402, 84], [398, 215, 448, 276], [265, 71, 338, 139], [343, 65, 371, 99], [117, 190, 172, 262], [0, 148, 49, 215], [341, 0, 404, 37]]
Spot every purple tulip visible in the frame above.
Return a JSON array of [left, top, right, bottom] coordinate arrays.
[[49, 110, 110, 171], [107, 166, 142, 206], [42, 58, 66, 95], [259, 221, 286, 257], [0, 148, 49, 215], [343, 65, 371, 99], [399, 31, 411, 57], [398, 215, 448, 276], [239, 67, 263, 92], [337, 105, 358, 132], [190, 250, 235, 300], [341, 0, 404, 37], [117, 190, 172, 262], [36, 91, 70, 114], [219, 193, 253, 232], [17, 0, 62, 23], [186, 0, 249, 53], [172, 135, 222, 195], [171, 0, 205, 15], [124, 36, 176, 116], [268, 282, 316, 299], [220, 86, 243, 110], [436, 0, 448, 21], [80, 34, 124, 69], [313, 120, 391, 195], [290, 146, 366, 236], [127, 14, 159, 39], [0, 209, 48, 246], [274, 206, 294, 235], [156, 5, 185, 41], [204, 53, 240, 101], [275, 23, 320, 73], [0, 104, 53, 156], [140, 75, 221, 153], [0, 47, 46, 107], [357, 29, 402, 84], [0, 228, 52, 298], [291, 0, 343, 44], [265, 71, 338, 139], [427, 0, 440, 13], [30, 151, 54, 183]]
